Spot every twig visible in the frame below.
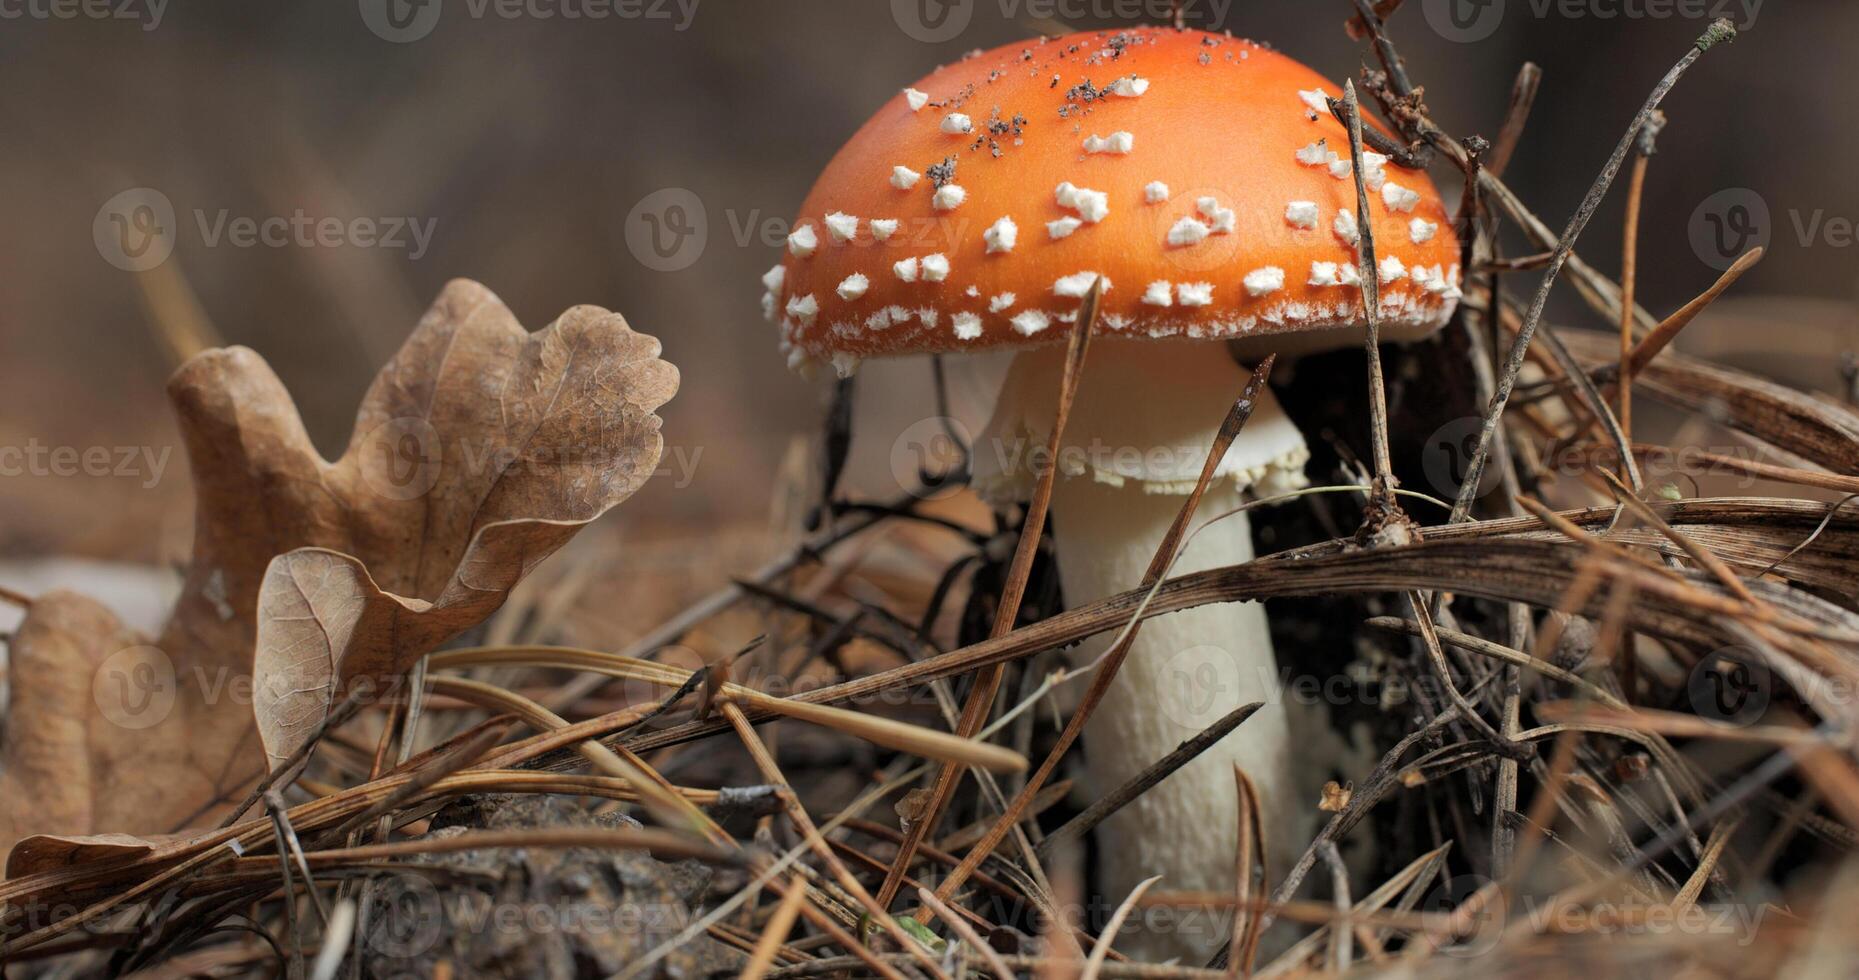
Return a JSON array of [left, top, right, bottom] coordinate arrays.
[[1488, 63, 1543, 177], [917, 887, 1015, 980], [717, 700, 953, 980], [218, 689, 369, 829], [1623, 245, 1765, 377], [263, 789, 328, 926], [738, 876, 808, 980], [308, 900, 355, 980], [875, 283, 1100, 915], [1342, 80, 1395, 500], [1228, 766, 1265, 978], [1318, 842, 1352, 972], [296, 827, 741, 866], [1083, 877, 1163, 980], [926, 358, 1279, 913], [1617, 116, 1658, 447], [1035, 702, 1262, 859], [1450, 20, 1738, 524]]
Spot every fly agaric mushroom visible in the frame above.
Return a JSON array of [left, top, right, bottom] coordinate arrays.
[[764, 28, 1460, 959]]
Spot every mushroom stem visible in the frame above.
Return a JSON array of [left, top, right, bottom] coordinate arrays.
[[1050, 475, 1294, 954], [974, 340, 1313, 961]]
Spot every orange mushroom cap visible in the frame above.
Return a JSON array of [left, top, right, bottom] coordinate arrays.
[[764, 27, 1463, 375]]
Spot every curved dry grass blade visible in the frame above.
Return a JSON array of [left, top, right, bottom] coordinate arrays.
[[295, 827, 740, 866], [1229, 765, 1265, 977], [622, 535, 1859, 761], [1625, 246, 1765, 378], [1488, 62, 1543, 177], [918, 886, 1016, 980], [423, 675, 716, 839], [716, 700, 952, 980], [738, 874, 809, 980], [430, 647, 1026, 773], [1083, 876, 1163, 980]]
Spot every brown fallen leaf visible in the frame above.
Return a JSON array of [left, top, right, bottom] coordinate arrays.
[[0, 280, 677, 859], [251, 281, 677, 767], [0, 591, 185, 857]]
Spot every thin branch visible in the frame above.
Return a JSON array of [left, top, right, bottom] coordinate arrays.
[[874, 283, 1099, 915], [1036, 702, 1263, 859], [1449, 21, 1738, 524]]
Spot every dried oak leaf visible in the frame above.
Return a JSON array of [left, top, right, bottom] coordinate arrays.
[[251, 280, 677, 767], [0, 280, 676, 859]]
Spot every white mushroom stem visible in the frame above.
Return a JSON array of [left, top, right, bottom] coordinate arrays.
[[973, 340, 1313, 961]]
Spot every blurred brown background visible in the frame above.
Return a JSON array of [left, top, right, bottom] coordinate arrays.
[[2, 0, 1855, 570]]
